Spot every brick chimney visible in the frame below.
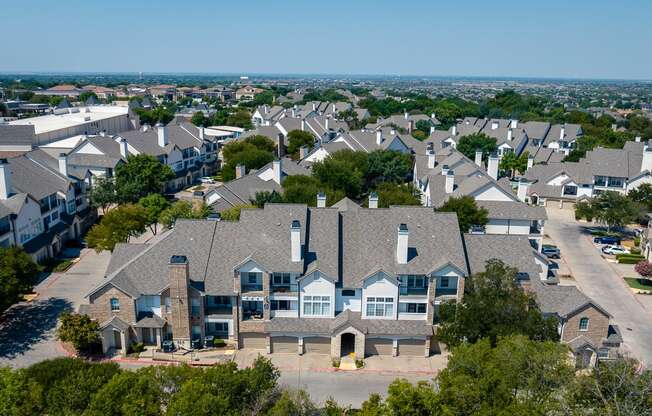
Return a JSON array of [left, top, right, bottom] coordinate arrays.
[[169, 255, 191, 347], [235, 164, 246, 179]]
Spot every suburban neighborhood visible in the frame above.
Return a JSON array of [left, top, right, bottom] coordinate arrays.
[[1, 1, 652, 414]]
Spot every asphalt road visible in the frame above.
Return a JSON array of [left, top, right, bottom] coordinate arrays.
[[545, 208, 652, 367], [0, 249, 110, 368]]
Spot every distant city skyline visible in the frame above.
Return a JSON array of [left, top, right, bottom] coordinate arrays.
[[3, 0, 651, 80]]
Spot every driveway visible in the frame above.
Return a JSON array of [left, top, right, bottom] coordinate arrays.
[[545, 208, 652, 367], [0, 249, 110, 368]]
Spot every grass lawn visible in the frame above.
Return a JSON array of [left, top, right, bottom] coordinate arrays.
[[624, 277, 652, 292]]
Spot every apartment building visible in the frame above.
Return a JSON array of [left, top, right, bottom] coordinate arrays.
[[0, 150, 94, 261], [365, 112, 439, 134]]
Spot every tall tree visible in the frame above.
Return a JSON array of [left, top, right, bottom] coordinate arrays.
[[88, 176, 117, 213], [366, 150, 413, 186], [437, 259, 559, 347], [57, 312, 101, 354], [86, 204, 148, 252], [456, 133, 497, 161], [371, 183, 420, 207], [158, 200, 210, 228], [114, 155, 175, 203], [138, 193, 171, 235], [286, 130, 314, 159], [437, 195, 489, 233], [311, 150, 368, 199], [591, 191, 643, 232], [499, 151, 529, 179], [0, 247, 39, 312]]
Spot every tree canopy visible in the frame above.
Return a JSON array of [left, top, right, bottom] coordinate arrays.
[[114, 155, 175, 203], [0, 247, 38, 313], [286, 130, 314, 159], [86, 204, 148, 252], [456, 133, 497, 161], [159, 200, 210, 228], [437, 195, 489, 233], [221, 136, 276, 182]]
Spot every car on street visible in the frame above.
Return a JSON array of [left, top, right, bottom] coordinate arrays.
[[593, 236, 621, 245], [542, 244, 560, 258], [601, 245, 630, 255]]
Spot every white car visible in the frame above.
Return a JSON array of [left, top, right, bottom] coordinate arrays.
[[199, 177, 215, 184], [601, 245, 630, 255]]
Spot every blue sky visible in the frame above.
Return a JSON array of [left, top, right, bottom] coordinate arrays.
[[2, 0, 650, 79]]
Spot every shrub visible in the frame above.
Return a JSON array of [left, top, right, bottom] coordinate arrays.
[[635, 261, 652, 278], [213, 338, 226, 348], [129, 342, 145, 354], [618, 255, 646, 264], [331, 359, 341, 368], [355, 359, 364, 368], [631, 247, 641, 255], [57, 312, 101, 354], [634, 237, 641, 246]]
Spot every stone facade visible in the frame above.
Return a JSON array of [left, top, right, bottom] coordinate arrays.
[[88, 285, 136, 324], [563, 304, 610, 347], [169, 259, 192, 347]]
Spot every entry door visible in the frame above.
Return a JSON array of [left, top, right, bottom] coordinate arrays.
[[113, 330, 122, 349]]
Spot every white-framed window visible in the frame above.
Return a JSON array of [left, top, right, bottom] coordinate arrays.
[[192, 325, 201, 339], [366, 297, 394, 317], [164, 297, 171, 313], [248, 272, 258, 284], [579, 317, 589, 331], [206, 322, 228, 333], [440, 277, 449, 288], [67, 200, 76, 214], [272, 273, 291, 285], [303, 295, 330, 316], [598, 347, 610, 359], [400, 275, 426, 288], [399, 303, 426, 314], [110, 298, 120, 311], [191, 298, 200, 316], [271, 300, 292, 310]]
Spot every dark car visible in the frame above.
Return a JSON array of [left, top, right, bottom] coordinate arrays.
[[594, 236, 621, 245]]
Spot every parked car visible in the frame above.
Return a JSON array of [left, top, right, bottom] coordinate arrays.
[[199, 176, 215, 184], [602, 245, 630, 255], [594, 236, 621, 245], [542, 244, 560, 258]]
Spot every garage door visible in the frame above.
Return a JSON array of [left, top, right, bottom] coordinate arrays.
[[271, 336, 297, 354], [239, 332, 266, 349], [365, 338, 393, 356], [398, 339, 424, 356], [303, 337, 331, 354]]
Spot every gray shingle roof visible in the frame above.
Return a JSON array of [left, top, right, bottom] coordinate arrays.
[[476, 200, 547, 220], [0, 125, 35, 147], [7, 153, 71, 200]]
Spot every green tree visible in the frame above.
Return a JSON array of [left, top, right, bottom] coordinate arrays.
[[88, 176, 117, 212], [415, 119, 432, 136], [456, 133, 497, 161], [79, 91, 98, 102], [190, 111, 206, 127], [85, 370, 164, 416], [359, 394, 388, 416], [139, 193, 171, 235], [437, 336, 573, 415], [437, 259, 559, 347], [0, 247, 39, 312], [114, 154, 175, 203], [499, 151, 529, 179], [0, 366, 41, 416], [366, 150, 413, 186], [370, 183, 420, 207], [311, 150, 368, 198], [591, 191, 643, 232], [86, 204, 148, 252], [282, 175, 345, 206], [437, 195, 489, 233], [159, 200, 210, 228], [250, 191, 283, 208], [266, 390, 317, 416], [574, 200, 597, 222], [220, 204, 256, 221], [226, 109, 253, 129], [286, 130, 314, 159], [57, 313, 101, 353], [628, 183, 652, 213], [221, 136, 276, 182]]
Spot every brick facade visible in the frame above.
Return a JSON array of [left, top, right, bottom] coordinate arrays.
[[563, 304, 609, 347], [88, 285, 136, 324]]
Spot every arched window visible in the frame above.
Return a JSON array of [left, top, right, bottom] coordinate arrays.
[[110, 298, 120, 311], [579, 317, 589, 331]]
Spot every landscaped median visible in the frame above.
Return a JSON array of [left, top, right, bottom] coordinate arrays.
[[616, 254, 646, 264], [624, 277, 652, 294]]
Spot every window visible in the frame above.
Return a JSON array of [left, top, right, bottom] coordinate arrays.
[[303, 295, 330, 316], [579, 317, 589, 331], [110, 298, 120, 311], [341, 289, 356, 297], [192, 325, 201, 339], [206, 322, 228, 333], [563, 185, 578, 196], [401, 275, 426, 288], [440, 277, 449, 288], [67, 200, 76, 214], [164, 297, 171, 313], [607, 177, 624, 188], [248, 272, 258, 284], [191, 298, 200, 316], [366, 297, 394, 317], [598, 348, 610, 359], [271, 300, 292, 310], [272, 273, 291, 285], [399, 303, 427, 314], [51, 210, 59, 221]]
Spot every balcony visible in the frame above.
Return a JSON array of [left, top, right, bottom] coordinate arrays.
[[271, 284, 298, 294], [399, 287, 428, 296], [204, 305, 232, 316], [435, 288, 458, 297], [529, 223, 542, 234], [241, 284, 263, 293]]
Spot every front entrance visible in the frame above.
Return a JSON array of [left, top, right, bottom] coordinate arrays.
[[113, 330, 122, 349], [341, 333, 355, 357]]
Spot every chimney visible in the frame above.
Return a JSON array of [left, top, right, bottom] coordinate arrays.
[[291, 220, 302, 262], [441, 164, 449, 176], [510, 119, 518, 129], [517, 178, 531, 202], [487, 153, 499, 180], [0, 159, 12, 200], [317, 191, 326, 208], [119, 138, 128, 158], [169, 255, 191, 345], [369, 191, 379, 209], [58, 153, 68, 177], [445, 170, 455, 193], [491, 121, 499, 130], [475, 150, 483, 167], [635, 136, 641, 143], [291, 108, 296, 118], [451, 125, 457, 136], [427, 150, 436, 169], [641, 144, 652, 173], [325, 118, 330, 131], [198, 126, 205, 140], [277, 133, 285, 157], [390, 128, 396, 136], [299, 146, 309, 159], [527, 154, 534, 170], [559, 125, 565, 140], [431, 112, 436, 120], [396, 223, 409, 265], [301, 119, 306, 131], [312, 103, 316, 111], [157, 124, 168, 147], [332, 103, 336, 113], [407, 120, 414, 133], [235, 164, 246, 179], [376, 130, 382, 145], [404, 111, 409, 120], [430, 126, 435, 135], [272, 159, 282, 185], [507, 128, 513, 141]]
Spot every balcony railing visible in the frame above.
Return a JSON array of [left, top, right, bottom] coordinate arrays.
[[435, 288, 458, 297], [530, 225, 542, 234], [241, 284, 263, 293], [204, 306, 232, 315], [399, 287, 428, 296], [243, 311, 264, 321], [271, 284, 298, 293]]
